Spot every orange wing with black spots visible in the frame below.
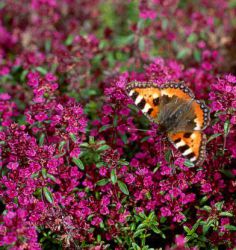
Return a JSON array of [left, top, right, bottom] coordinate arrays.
[[126, 81, 161, 121], [168, 131, 207, 166], [192, 100, 210, 130], [160, 82, 195, 100], [126, 81, 210, 166]]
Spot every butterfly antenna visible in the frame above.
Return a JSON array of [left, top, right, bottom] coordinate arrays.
[[127, 127, 153, 132]]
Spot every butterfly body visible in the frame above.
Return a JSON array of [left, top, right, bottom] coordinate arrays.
[[126, 81, 210, 166]]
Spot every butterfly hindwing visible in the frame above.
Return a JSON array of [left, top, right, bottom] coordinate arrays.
[[126, 81, 161, 121], [168, 131, 207, 166]]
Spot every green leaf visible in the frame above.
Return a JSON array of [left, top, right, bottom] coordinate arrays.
[[20, 70, 28, 82], [183, 226, 191, 234], [96, 162, 104, 168], [45, 39, 51, 52], [215, 201, 224, 211], [153, 163, 161, 173], [96, 178, 109, 186], [138, 37, 145, 51], [97, 144, 110, 152], [133, 228, 145, 238], [43, 187, 54, 203], [136, 223, 147, 231], [140, 136, 150, 143], [220, 169, 234, 178], [120, 133, 128, 144], [97, 234, 101, 242], [224, 120, 230, 136], [177, 48, 191, 59], [99, 125, 111, 132], [118, 180, 129, 195], [187, 33, 197, 43], [110, 169, 117, 184], [164, 149, 172, 163], [131, 243, 141, 250], [229, 0, 236, 8], [0, 1, 5, 9], [69, 133, 77, 142], [207, 133, 222, 143], [193, 49, 201, 62], [190, 219, 201, 234], [184, 159, 195, 167], [137, 19, 145, 29], [203, 224, 211, 235], [148, 211, 155, 220], [39, 133, 45, 146], [99, 221, 105, 229], [59, 141, 66, 151], [151, 225, 161, 234], [137, 223, 145, 230], [65, 34, 74, 46], [47, 174, 56, 182], [161, 19, 168, 30], [200, 196, 209, 204], [89, 136, 95, 144], [118, 159, 129, 165], [224, 224, 236, 231], [138, 213, 147, 220], [115, 34, 134, 46], [206, 219, 215, 227], [219, 211, 233, 217], [72, 158, 85, 170], [201, 205, 212, 212], [97, 140, 106, 145], [41, 168, 47, 178], [160, 217, 167, 223], [35, 66, 47, 75], [113, 115, 118, 127], [80, 142, 89, 148]]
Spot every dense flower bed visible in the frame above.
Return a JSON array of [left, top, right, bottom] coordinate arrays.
[[0, 0, 235, 249]]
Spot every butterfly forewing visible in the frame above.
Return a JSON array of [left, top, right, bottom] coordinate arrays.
[[160, 82, 195, 100], [126, 81, 161, 121], [192, 100, 210, 130]]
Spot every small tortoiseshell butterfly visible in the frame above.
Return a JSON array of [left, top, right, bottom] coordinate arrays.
[[126, 81, 210, 166]]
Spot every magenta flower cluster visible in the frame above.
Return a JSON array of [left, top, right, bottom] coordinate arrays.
[[0, 0, 236, 249]]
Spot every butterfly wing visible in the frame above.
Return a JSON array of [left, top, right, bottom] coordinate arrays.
[[160, 82, 210, 132], [160, 82, 195, 100], [192, 100, 210, 130], [168, 131, 207, 166], [126, 81, 210, 166], [161, 82, 209, 165], [126, 81, 161, 122]]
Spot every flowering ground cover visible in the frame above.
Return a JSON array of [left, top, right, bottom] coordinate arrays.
[[0, 0, 236, 249]]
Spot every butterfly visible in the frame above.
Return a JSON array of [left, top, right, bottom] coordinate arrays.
[[126, 81, 210, 166]]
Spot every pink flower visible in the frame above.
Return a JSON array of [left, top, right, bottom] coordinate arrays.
[[160, 207, 172, 217], [35, 112, 47, 122], [201, 183, 212, 193], [70, 147, 81, 158], [7, 162, 19, 170], [99, 167, 107, 176], [91, 217, 102, 226], [175, 234, 186, 246], [100, 206, 109, 215], [0, 93, 10, 101]]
